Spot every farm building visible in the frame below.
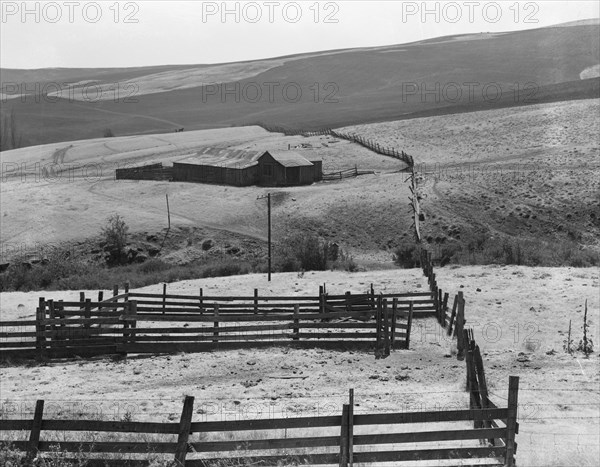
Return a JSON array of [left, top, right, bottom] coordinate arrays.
[[257, 150, 322, 186], [171, 148, 322, 187], [172, 148, 262, 186]]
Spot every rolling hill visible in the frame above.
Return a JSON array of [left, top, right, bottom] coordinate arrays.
[[1, 21, 599, 148]]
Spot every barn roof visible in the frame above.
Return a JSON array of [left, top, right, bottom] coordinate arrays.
[[263, 150, 314, 167], [175, 147, 262, 169]]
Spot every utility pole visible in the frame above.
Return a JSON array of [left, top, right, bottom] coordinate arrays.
[[257, 193, 272, 281]]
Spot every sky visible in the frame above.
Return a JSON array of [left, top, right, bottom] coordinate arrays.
[[1, 1, 599, 69]]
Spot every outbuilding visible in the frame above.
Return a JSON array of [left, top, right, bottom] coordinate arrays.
[[171, 148, 322, 187], [257, 150, 321, 186]]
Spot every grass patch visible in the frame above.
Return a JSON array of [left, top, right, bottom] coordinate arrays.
[[422, 233, 599, 268], [0, 256, 257, 292]]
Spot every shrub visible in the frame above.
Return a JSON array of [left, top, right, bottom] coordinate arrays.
[[277, 233, 329, 271], [103, 128, 114, 137], [393, 244, 421, 268], [101, 214, 129, 265]]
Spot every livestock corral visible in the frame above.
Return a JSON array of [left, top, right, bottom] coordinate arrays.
[[0, 247, 525, 467]]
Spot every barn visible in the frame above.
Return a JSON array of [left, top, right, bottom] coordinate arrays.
[[172, 148, 262, 186], [171, 148, 322, 187]]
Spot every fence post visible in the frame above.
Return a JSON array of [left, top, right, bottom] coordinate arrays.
[[339, 403, 350, 467], [58, 300, 65, 335], [162, 283, 167, 314], [456, 292, 465, 360], [27, 400, 44, 460], [113, 285, 118, 298], [383, 299, 390, 357], [213, 304, 219, 343], [124, 282, 130, 298], [447, 295, 458, 336], [406, 302, 414, 349], [36, 297, 46, 357], [473, 344, 494, 443], [174, 396, 195, 465], [84, 299, 91, 339], [345, 291, 351, 312], [254, 288, 259, 315], [438, 288, 443, 324], [348, 389, 354, 467], [97, 290, 104, 302], [48, 300, 56, 349], [442, 292, 449, 327], [293, 304, 300, 341], [505, 376, 519, 467], [391, 298, 398, 349], [129, 301, 137, 345], [199, 288, 204, 314]]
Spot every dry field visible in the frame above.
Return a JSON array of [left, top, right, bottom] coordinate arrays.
[[342, 99, 600, 254], [1, 266, 598, 466]]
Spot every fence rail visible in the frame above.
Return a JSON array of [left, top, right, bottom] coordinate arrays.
[[322, 166, 375, 181], [1, 381, 518, 467]]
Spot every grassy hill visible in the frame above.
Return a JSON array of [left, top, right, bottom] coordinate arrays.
[[1, 22, 599, 148]]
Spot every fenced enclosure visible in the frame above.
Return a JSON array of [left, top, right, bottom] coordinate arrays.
[[0, 285, 436, 359], [1, 379, 518, 466]]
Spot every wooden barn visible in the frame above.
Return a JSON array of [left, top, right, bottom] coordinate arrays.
[[172, 148, 262, 186], [257, 150, 322, 186], [172, 148, 322, 187]]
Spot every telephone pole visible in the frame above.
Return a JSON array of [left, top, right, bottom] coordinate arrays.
[[257, 193, 272, 281]]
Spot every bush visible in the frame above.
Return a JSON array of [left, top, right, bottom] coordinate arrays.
[[103, 128, 114, 137], [393, 244, 421, 268], [276, 233, 329, 271], [101, 214, 129, 265]]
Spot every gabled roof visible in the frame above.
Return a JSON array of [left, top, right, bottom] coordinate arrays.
[[175, 147, 262, 169], [262, 150, 314, 168]]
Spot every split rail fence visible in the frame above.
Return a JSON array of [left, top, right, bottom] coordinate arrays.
[[1, 379, 518, 467], [322, 166, 375, 181], [0, 285, 436, 359]]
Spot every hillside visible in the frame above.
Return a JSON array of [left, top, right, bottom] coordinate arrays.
[[1, 22, 599, 148]]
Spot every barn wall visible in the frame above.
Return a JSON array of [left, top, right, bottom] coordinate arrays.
[[258, 153, 286, 186], [173, 163, 256, 186], [310, 161, 323, 181]]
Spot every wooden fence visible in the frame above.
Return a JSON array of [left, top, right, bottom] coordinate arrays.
[[0, 285, 435, 359], [1, 379, 518, 466], [322, 166, 375, 181], [329, 130, 414, 168], [115, 163, 173, 181]]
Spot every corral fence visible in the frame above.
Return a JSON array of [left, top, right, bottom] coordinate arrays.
[[322, 165, 375, 181], [0, 284, 437, 360], [115, 163, 173, 181], [1, 379, 519, 467]]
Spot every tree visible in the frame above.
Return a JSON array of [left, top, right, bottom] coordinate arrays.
[[0, 108, 22, 151], [101, 214, 129, 265]]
